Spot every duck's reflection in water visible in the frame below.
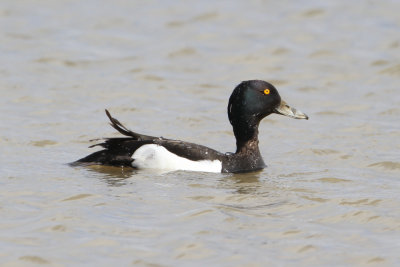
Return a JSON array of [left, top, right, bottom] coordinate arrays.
[[85, 165, 137, 186], [220, 171, 263, 195]]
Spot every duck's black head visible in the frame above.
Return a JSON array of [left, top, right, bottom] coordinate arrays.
[[228, 80, 308, 150]]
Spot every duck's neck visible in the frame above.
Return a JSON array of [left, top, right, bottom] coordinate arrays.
[[233, 122, 261, 155]]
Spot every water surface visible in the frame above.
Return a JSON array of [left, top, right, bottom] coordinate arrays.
[[1, 0, 400, 266]]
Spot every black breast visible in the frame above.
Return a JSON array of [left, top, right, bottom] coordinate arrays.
[[221, 151, 266, 173]]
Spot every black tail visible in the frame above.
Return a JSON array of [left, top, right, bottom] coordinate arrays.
[[70, 110, 156, 167], [70, 149, 134, 167], [105, 109, 155, 141]]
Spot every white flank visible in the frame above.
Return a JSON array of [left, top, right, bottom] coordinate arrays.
[[131, 144, 222, 173]]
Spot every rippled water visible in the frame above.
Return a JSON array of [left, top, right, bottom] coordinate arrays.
[[1, 0, 400, 266]]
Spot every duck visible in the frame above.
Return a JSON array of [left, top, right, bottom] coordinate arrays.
[[71, 80, 308, 173]]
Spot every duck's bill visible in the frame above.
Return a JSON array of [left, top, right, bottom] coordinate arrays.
[[274, 101, 309, 120]]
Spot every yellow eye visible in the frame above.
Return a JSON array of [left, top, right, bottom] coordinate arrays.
[[263, 89, 270, 95]]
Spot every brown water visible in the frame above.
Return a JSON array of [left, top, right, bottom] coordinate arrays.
[[1, 0, 400, 266]]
